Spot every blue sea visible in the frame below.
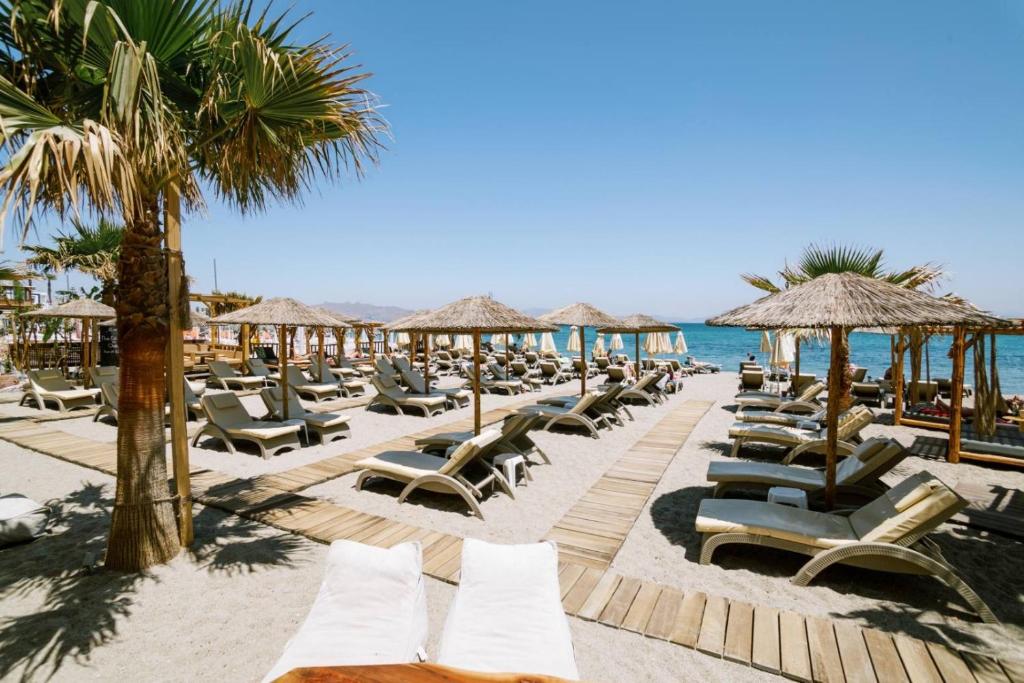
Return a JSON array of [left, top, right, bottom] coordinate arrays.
[[535, 323, 1024, 395]]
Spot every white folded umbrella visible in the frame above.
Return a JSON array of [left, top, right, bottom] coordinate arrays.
[[540, 332, 557, 354], [609, 333, 624, 351], [592, 333, 606, 357], [674, 330, 688, 354], [566, 326, 580, 353]]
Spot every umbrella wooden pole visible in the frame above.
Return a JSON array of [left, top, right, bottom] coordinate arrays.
[[81, 317, 90, 386], [317, 327, 325, 381], [241, 323, 251, 363], [948, 326, 965, 463], [825, 325, 843, 510], [165, 183, 192, 546], [635, 333, 641, 377], [473, 331, 481, 435], [794, 339, 801, 390], [91, 318, 99, 378], [279, 325, 290, 421], [424, 335, 431, 393], [579, 325, 587, 396], [893, 334, 906, 424], [369, 327, 376, 364]]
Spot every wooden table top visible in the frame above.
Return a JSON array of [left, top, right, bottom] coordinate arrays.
[[276, 663, 573, 683]]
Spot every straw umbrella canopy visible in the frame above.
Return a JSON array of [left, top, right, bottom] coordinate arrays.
[[210, 298, 342, 420], [24, 298, 116, 385], [539, 303, 621, 395], [708, 272, 1010, 507], [598, 314, 679, 376], [391, 296, 556, 434], [674, 330, 688, 355]]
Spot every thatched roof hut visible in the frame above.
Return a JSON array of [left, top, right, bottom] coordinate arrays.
[[597, 314, 678, 333], [209, 297, 342, 327], [24, 298, 115, 319], [538, 302, 621, 328], [390, 296, 555, 334]]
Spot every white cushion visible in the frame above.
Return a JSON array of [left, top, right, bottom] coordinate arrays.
[[262, 540, 427, 682], [438, 539, 578, 680], [0, 494, 49, 546]]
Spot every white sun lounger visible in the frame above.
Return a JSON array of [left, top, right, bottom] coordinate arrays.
[[19, 369, 99, 412], [262, 540, 428, 682], [437, 538, 578, 680]]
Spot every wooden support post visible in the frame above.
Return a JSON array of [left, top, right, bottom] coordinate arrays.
[[579, 325, 587, 396], [635, 332, 641, 377], [368, 327, 376, 364], [333, 327, 343, 363], [423, 335, 431, 393], [824, 325, 843, 510], [164, 183, 193, 546], [794, 338, 801, 390], [317, 327, 325, 381], [240, 323, 250, 363], [81, 317, 91, 386], [279, 324, 290, 421], [893, 334, 906, 424], [92, 318, 99, 374], [948, 327, 965, 463], [473, 331, 481, 435]]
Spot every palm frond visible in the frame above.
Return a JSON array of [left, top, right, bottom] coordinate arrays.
[[740, 273, 781, 294]]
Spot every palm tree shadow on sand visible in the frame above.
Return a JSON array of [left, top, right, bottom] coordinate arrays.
[[0, 482, 309, 681], [648, 486, 1022, 648]]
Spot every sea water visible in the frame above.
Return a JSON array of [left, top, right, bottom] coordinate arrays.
[[523, 324, 1024, 395]]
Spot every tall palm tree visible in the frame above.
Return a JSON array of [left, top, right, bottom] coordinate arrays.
[[742, 244, 944, 408], [24, 219, 123, 304], [0, 0, 383, 570]]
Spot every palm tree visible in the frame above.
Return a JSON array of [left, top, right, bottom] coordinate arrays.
[[0, 0, 383, 570], [24, 219, 123, 304], [742, 244, 944, 408]]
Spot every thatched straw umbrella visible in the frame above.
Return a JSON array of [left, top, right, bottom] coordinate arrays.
[[708, 272, 1008, 507], [598, 314, 679, 377], [539, 303, 621, 396], [24, 298, 116, 386], [391, 296, 556, 434], [210, 298, 342, 420], [306, 307, 361, 378]]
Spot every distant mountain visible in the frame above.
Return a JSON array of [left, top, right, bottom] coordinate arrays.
[[317, 301, 414, 323]]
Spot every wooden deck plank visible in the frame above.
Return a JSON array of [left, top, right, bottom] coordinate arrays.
[[643, 587, 682, 640], [620, 582, 662, 634], [834, 623, 878, 683], [807, 617, 844, 683], [561, 567, 605, 615], [751, 606, 781, 675], [780, 610, 812, 683], [695, 595, 729, 657], [598, 576, 642, 628], [669, 590, 707, 649], [558, 563, 587, 599], [960, 651, 1011, 683], [924, 642, 973, 683], [893, 636, 942, 683], [862, 630, 909, 683], [723, 600, 754, 665], [577, 572, 622, 621]]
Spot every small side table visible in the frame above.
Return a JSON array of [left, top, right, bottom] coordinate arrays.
[[767, 486, 809, 509], [493, 453, 530, 489]]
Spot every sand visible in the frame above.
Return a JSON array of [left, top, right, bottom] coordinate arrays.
[[1, 368, 1022, 681]]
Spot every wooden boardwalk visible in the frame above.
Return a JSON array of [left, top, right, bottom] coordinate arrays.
[[2, 406, 1023, 683], [545, 400, 712, 568]]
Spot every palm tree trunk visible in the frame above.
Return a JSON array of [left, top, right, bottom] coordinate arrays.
[[105, 201, 180, 570]]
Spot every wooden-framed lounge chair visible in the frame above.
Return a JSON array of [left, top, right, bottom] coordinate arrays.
[[244, 357, 280, 385], [368, 375, 447, 417], [261, 540, 427, 683], [307, 357, 368, 398], [604, 365, 630, 384], [437, 539, 579, 680], [738, 406, 829, 427], [539, 360, 570, 385], [666, 358, 694, 376], [728, 405, 875, 461], [19, 369, 99, 412], [87, 365, 119, 388], [707, 437, 906, 502], [518, 392, 613, 439], [415, 412, 550, 465], [354, 429, 509, 519], [735, 380, 825, 411], [260, 386, 351, 444], [696, 471, 998, 624], [594, 356, 611, 371], [283, 365, 340, 402], [619, 371, 667, 406], [208, 359, 266, 391], [191, 392, 301, 458], [398, 363, 472, 407]]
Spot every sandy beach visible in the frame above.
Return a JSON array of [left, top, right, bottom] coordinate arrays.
[[1, 370, 1022, 681]]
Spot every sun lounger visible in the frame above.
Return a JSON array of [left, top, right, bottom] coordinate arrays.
[[244, 357, 280, 386], [308, 357, 368, 398], [518, 391, 613, 439], [790, 374, 817, 396], [572, 358, 599, 379], [538, 382, 633, 424], [183, 379, 205, 421], [539, 360, 571, 385], [696, 471, 997, 623], [208, 359, 266, 391], [850, 366, 868, 383], [739, 369, 764, 392], [283, 365, 340, 402], [94, 382, 120, 423], [735, 380, 825, 411], [510, 361, 544, 391], [707, 437, 906, 501], [308, 355, 356, 380], [19, 369, 99, 412], [415, 412, 550, 465], [437, 539, 579, 679], [852, 381, 884, 406], [398, 364, 472, 408], [192, 392, 301, 458], [435, 350, 457, 375], [524, 351, 540, 367], [261, 540, 427, 682], [479, 362, 523, 395], [260, 386, 351, 444], [728, 405, 875, 462], [687, 355, 720, 373], [355, 429, 508, 519], [87, 365, 119, 388], [337, 356, 375, 378], [619, 371, 667, 406], [368, 375, 447, 417]]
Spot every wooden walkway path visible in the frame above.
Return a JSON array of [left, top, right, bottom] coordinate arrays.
[[2, 408, 1023, 683], [544, 400, 712, 568]]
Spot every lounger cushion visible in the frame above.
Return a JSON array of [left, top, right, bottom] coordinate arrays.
[[850, 473, 963, 543], [729, 423, 819, 444], [0, 494, 49, 547], [44, 388, 98, 401], [229, 421, 301, 440], [303, 413, 350, 429], [707, 461, 826, 489], [262, 540, 427, 682], [438, 539, 578, 680], [357, 451, 447, 479], [230, 376, 265, 387], [294, 383, 338, 396], [696, 499, 858, 549]]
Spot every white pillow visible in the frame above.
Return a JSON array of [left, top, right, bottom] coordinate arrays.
[[438, 538, 578, 680], [262, 540, 427, 682]]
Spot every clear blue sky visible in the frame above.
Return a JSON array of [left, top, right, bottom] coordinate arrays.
[[11, 1, 1024, 318]]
